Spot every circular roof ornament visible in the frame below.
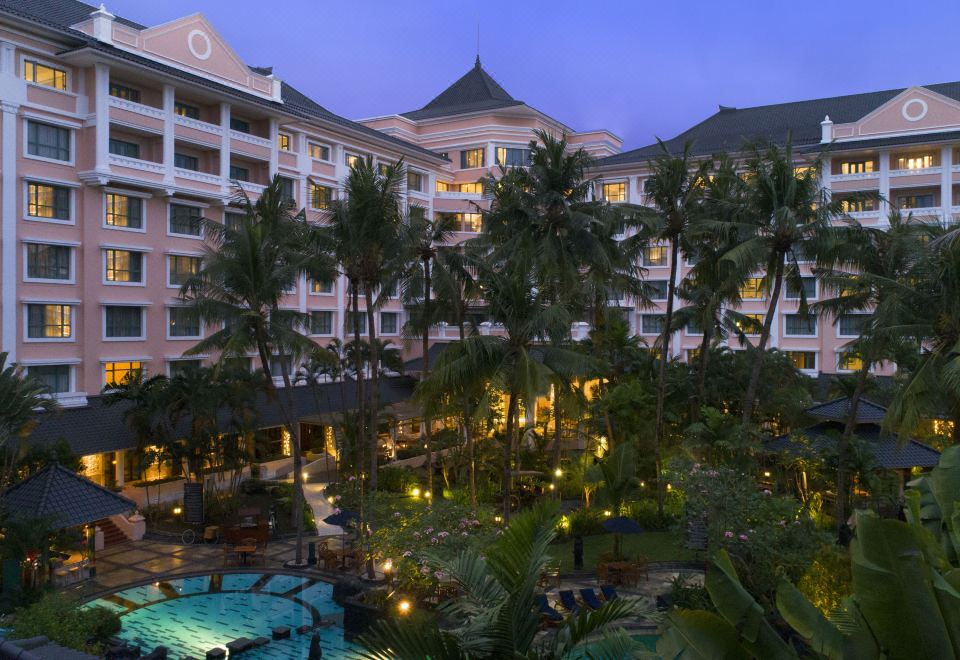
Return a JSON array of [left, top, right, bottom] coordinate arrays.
[[187, 29, 212, 61], [901, 98, 928, 122]]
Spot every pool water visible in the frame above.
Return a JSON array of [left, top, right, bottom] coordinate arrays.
[[85, 573, 362, 659]]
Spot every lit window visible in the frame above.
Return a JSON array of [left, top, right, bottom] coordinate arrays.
[[104, 361, 144, 387], [686, 349, 701, 363], [310, 280, 333, 294], [460, 148, 484, 169], [462, 213, 482, 232], [174, 153, 199, 171], [641, 314, 664, 334], [436, 181, 451, 192], [309, 183, 333, 209], [787, 351, 816, 370], [24, 60, 66, 90], [785, 313, 817, 336], [739, 278, 764, 299], [496, 147, 530, 167], [104, 249, 143, 283], [106, 193, 143, 229], [345, 153, 363, 168], [278, 133, 291, 151], [175, 102, 200, 120], [736, 314, 764, 335], [28, 365, 70, 394], [26, 244, 70, 280], [26, 183, 70, 220], [169, 255, 202, 286], [785, 277, 816, 300], [642, 246, 668, 267], [308, 143, 330, 160], [380, 312, 399, 334], [459, 182, 483, 194], [109, 82, 140, 103], [603, 182, 626, 202], [840, 160, 874, 174], [109, 138, 140, 159], [897, 194, 935, 210], [27, 121, 70, 161], [896, 154, 934, 170], [104, 306, 143, 339], [309, 311, 333, 336], [169, 204, 203, 236], [407, 171, 423, 192], [168, 307, 201, 338], [840, 198, 877, 213], [26, 304, 71, 339], [838, 352, 863, 371]]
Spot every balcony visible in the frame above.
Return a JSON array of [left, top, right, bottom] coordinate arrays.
[[238, 180, 267, 196], [831, 170, 879, 182], [174, 113, 223, 137], [435, 190, 483, 200], [108, 153, 165, 174], [174, 168, 221, 185], [890, 166, 941, 177], [108, 95, 164, 120], [230, 130, 272, 148]]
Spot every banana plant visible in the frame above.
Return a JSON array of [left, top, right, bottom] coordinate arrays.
[[904, 445, 960, 564]]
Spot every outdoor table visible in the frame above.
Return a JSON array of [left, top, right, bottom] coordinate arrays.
[[236, 544, 257, 565], [604, 561, 632, 585]]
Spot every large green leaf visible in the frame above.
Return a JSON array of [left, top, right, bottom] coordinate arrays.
[[657, 610, 755, 660], [775, 579, 845, 660]]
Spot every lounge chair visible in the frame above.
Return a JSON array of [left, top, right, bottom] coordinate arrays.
[[579, 588, 604, 610], [535, 594, 563, 623], [558, 590, 580, 614], [600, 584, 619, 601]]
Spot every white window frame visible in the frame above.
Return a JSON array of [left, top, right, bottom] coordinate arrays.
[[783, 313, 818, 338], [23, 116, 77, 166], [837, 313, 869, 339], [640, 313, 664, 336], [307, 181, 335, 211], [165, 306, 204, 341], [22, 177, 78, 225], [379, 311, 400, 336], [308, 279, 334, 296], [641, 245, 669, 268], [784, 278, 818, 301], [20, 54, 72, 93], [166, 357, 205, 376], [102, 246, 147, 287], [836, 350, 865, 373], [786, 350, 818, 373], [648, 279, 669, 302], [23, 302, 76, 343], [102, 304, 147, 342], [101, 359, 149, 391], [22, 240, 76, 284], [166, 252, 204, 289], [166, 200, 208, 240], [307, 309, 335, 337], [103, 188, 150, 233], [24, 362, 77, 397], [308, 141, 332, 162], [602, 180, 628, 203]]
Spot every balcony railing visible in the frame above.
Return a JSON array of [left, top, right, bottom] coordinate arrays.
[[108, 96, 165, 120], [238, 180, 267, 195], [174, 114, 223, 136], [230, 130, 272, 148], [889, 166, 941, 177], [831, 170, 879, 182], [109, 153, 165, 174], [174, 168, 222, 185], [435, 190, 483, 200]]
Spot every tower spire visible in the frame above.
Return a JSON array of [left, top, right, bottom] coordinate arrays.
[[475, 22, 480, 68]]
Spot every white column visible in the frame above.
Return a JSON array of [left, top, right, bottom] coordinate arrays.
[[878, 149, 891, 220], [114, 451, 125, 488], [819, 157, 832, 197], [162, 84, 175, 184], [940, 145, 952, 225], [0, 41, 22, 360], [94, 62, 110, 172], [268, 118, 279, 179], [219, 103, 231, 194], [486, 142, 496, 171]]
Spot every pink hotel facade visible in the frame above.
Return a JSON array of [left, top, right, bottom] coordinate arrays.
[[3, 0, 960, 409]]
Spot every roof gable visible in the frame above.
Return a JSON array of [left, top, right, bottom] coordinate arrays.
[[402, 58, 523, 120], [832, 86, 960, 141], [805, 396, 887, 424]]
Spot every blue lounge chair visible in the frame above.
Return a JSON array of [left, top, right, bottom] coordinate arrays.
[[600, 584, 619, 602], [535, 594, 563, 622], [558, 590, 581, 614], [579, 588, 604, 610]]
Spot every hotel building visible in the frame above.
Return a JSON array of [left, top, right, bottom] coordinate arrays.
[[3, 0, 959, 424]]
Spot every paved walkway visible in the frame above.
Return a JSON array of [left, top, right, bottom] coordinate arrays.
[[304, 481, 343, 536]]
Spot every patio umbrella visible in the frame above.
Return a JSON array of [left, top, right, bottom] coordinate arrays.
[[602, 516, 643, 560], [322, 509, 359, 527]]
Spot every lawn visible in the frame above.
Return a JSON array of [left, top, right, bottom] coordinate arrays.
[[549, 530, 697, 573]]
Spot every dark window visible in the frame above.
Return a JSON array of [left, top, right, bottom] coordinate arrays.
[[648, 280, 668, 300], [27, 244, 70, 280], [26, 183, 70, 219], [168, 307, 201, 337], [279, 177, 295, 202], [785, 314, 817, 336], [407, 172, 423, 192], [641, 314, 664, 334], [308, 143, 330, 160], [310, 311, 333, 335], [347, 312, 367, 335], [839, 314, 868, 336], [174, 102, 200, 120], [785, 277, 817, 300], [174, 153, 199, 171], [224, 213, 244, 230], [229, 165, 249, 181], [496, 147, 531, 167], [169, 204, 203, 236], [169, 360, 202, 377], [109, 82, 140, 103], [28, 121, 70, 161], [28, 365, 70, 393], [230, 117, 251, 133], [109, 138, 140, 159], [898, 194, 935, 209], [380, 312, 398, 334], [104, 306, 143, 338]]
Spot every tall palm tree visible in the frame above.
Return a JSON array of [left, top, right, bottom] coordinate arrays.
[[323, 156, 406, 491], [718, 138, 843, 429], [0, 353, 57, 486], [814, 211, 929, 533], [643, 140, 709, 513], [359, 503, 648, 659], [179, 175, 325, 566]]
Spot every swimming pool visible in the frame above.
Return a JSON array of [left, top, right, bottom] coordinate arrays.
[[84, 572, 362, 659]]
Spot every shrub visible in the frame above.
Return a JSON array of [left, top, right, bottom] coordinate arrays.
[[567, 508, 605, 537], [797, 544, 852, 615], [11, 592, 120, 653], [668, 574, 714, 612], [240, 478, 269, 495], [378, 467, 420, 494], [628, 500, 676, 531]]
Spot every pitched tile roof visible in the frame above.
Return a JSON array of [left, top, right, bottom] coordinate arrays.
[[401, 57, 524, 121], [598, 81, 960, 166], [26, 377, 417, 457], [764, 422, 940, 470], [805, 396, 888, 424], [0, 0, 446, 163], [0, 463, 136, 529]]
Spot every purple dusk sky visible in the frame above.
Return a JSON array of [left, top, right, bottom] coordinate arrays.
[[107, 0, 960, 150]]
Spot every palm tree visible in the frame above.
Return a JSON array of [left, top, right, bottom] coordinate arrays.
[[323, 156, 406, 491], [814, 211, 930, 533], [586, 442, 640, 559], [179, 175, 325, 566], [642, 140, 709, 513], [0, 353, 57, 486], [718, 138, 843, 429], [359, 503, 649, 659]]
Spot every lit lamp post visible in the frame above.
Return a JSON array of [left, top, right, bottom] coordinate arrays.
[[383, 558, 393, 587]]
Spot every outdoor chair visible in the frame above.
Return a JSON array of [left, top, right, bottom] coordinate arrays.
[[535, 594, 564, 625], [558, 590, 580, 614], [222, 545, 239, 567], [579, 588, 604, 610], [600, 584, 619, 601], [251, 542, 267, 566], [634, 555, 650, 581], [597, 562, 610, 585]]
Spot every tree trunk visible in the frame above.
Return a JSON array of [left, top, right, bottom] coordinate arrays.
[[422, 258, 433, 502], [691, 319, 714, 423], [653, 239, 681, 515], [457, 317, 476, 508], [552, 386, 563, 485], [364, 285, 380, 491], [502, 388, 518, 523], [741, 255, 785, 429], [351, 281, 365, 472], [836, 361, 870, 537]]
